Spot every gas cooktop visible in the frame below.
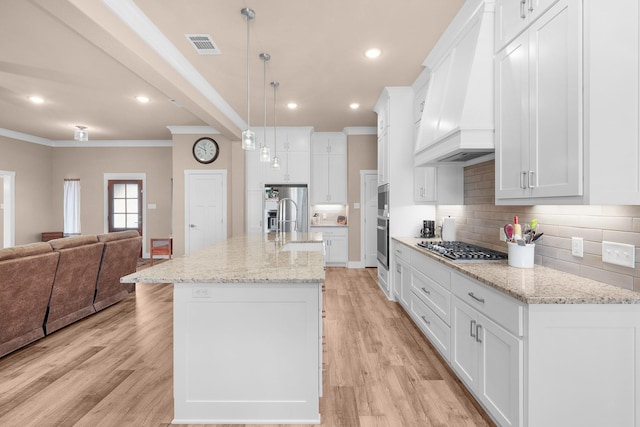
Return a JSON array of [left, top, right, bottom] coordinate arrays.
[[416, 241, 507, 262]]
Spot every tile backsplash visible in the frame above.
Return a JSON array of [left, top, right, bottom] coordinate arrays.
[[437, 161, 640, 292]]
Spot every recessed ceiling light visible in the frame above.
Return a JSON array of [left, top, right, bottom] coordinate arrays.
[[28, 96, 44, 104], [287, 102, 298, 110], [365, 48, 381, 59], [136, 96, 150, 103], [349, 103, 360, 110]]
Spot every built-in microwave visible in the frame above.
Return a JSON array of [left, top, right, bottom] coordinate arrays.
[[378, 184, 389, 217]]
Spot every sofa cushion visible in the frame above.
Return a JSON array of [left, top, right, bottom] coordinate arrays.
[[97, 230, 140, 243], [49, 235, 99, 251], [0, 242, 52, 262]]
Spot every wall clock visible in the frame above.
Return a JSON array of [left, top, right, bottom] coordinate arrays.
[[192, 137, 220, 164]]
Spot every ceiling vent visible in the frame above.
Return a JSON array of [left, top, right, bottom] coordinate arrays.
[[185, 34, 221, 55]]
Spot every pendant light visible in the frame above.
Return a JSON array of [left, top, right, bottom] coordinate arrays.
[[241, 7, 256, 150], [259, 52, 271, 162], [271, 81, 281, 169]]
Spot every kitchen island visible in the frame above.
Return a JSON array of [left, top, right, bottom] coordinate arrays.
[[121, 232, 325, 425]]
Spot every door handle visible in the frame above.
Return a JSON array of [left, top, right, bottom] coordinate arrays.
[[520, 0, 526, 19], [190, 224, 196, 228], [475, 324, 483, 343], [528, 0, 534, 12], [468, 292, 485, 303], [470, 320, 477, 338], [528, 170, 535, 188]]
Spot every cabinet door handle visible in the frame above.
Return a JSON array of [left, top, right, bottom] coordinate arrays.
[[421, 315, 431, 326], [421, 287, 431, 295], [520, 0, 526, 18], [528, 170, 535, 188], [520, 171, 527, 189], [528, 0, 534, 12], [476, 324, 483, 343], [468, 292, 485, 304], [397, 264, 401, 273], [470, 320, 477, 338]]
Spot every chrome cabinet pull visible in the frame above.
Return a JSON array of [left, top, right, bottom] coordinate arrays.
[[470, 319, 477, 338], [528, 170, 535, 188], [421, 315, 431, 326], [476, 324, 483, 343], [528, 0, 534, 12], [468, 292, 485, 303], [520, 0, 526, 18], [520, 171, 527, 189], [421, 287, 431, 295]]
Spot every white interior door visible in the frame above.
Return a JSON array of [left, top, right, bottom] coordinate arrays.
[[0, 171, 15, 248], [362, 171, 378, 267], [185, 171, 227, 254]]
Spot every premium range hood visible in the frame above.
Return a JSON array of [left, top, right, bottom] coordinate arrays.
[[414, 0, 495, 166]]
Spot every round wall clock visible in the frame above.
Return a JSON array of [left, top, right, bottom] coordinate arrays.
[[192, 137, 220, 164]]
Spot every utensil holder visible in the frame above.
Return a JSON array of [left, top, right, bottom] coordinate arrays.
[[507, 242, 535, 268]]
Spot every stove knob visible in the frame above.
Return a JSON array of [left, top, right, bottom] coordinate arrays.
[[439, 247, 447, 254]]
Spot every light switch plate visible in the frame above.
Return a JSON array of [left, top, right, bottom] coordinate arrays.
[[571, 237, 583, 257], [602, 241, 635, 268]]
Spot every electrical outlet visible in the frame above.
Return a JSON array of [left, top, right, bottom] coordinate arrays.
[[499, 227, 507, 242], [571, 237, 584, 257], [602, 241, 636, 268]]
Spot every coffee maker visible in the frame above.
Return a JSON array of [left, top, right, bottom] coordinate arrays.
[[421, 220, 435, 238]]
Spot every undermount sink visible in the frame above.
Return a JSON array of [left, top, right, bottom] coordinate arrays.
[[281, 242, 324, 252]]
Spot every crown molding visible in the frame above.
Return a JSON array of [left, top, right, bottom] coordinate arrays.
[[53, 140, 172, 147], [167, 126, 220, 135], [0, 128, 54, 146]]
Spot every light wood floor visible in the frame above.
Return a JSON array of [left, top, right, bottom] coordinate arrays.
[[0, 267, 493, 427]]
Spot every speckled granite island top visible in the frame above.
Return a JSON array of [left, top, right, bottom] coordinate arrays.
[[121, 232, 325, 284], [394, 237, 640, 305]]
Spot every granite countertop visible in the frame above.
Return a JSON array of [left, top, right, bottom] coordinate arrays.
[[394, 237, 640, 305], [310, 224, 348, 228], [121, 232, 325, 284]]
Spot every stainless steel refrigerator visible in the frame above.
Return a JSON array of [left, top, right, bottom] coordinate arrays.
[[264, 184, 309, 233]]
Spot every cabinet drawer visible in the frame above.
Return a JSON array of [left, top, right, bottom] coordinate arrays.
[[451, 272, 524, 337], [393, 242, 411, 262], [411, 269, 451, 325], [411, 250, 451, 289], [411, 292, 451, 361]]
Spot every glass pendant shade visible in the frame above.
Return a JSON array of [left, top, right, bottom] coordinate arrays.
[[242, 129, 256, 150], [272, 155, 281, 169], [260, 145, 271, 162]]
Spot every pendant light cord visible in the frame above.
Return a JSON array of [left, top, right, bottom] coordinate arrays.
[[246, 15, 251, 128], [272, 82, 278, 156]]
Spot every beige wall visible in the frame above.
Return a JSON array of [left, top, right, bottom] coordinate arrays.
[[347, 134, 377, 262], [51, 147, 173, 247], [438, 161, 640, 292], [0, 136, 55, 245], [171, 133, 244, 255]]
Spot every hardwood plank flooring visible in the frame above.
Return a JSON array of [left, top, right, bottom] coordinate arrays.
[[0, 267, 494, 427]]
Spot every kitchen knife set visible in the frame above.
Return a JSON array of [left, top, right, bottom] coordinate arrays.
[[504, 216, 542, 245]]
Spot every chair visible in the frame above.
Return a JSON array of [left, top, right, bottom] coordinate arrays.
[[150, 237, 172, 266]]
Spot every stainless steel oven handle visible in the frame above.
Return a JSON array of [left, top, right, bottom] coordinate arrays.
[[377, 225, 386, 230]]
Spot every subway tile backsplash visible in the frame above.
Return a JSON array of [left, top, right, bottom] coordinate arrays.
[[437, 161, 640, 292]]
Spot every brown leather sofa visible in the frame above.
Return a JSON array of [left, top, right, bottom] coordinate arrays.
[[45, 235, 104, 334], [0, 243, 59, 358], [0, 230, 142, 358], [94, 230, 142, 311]]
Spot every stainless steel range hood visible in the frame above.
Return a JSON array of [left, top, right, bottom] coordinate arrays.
[[414, 0, 495, 166]]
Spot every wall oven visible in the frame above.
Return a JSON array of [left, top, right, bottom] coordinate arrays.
[[377, 183, 389, 217], [377, 216, 389, 269]]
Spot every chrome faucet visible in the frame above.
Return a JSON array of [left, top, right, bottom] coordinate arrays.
[[275, 197, 298, 241]]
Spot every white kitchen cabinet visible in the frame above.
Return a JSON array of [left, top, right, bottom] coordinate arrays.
[[451, 297, 523, 427], [246, 190, 263, 234], [495, 0, 560, 51], [495, 0, 581, 201], [413, 165, 464, 204], [392, 241, 411, 308], [376, 95, 390, 186], [312, 226, 347, 266], [264, 127, 311, 185], [311, 133, 347, 204]]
